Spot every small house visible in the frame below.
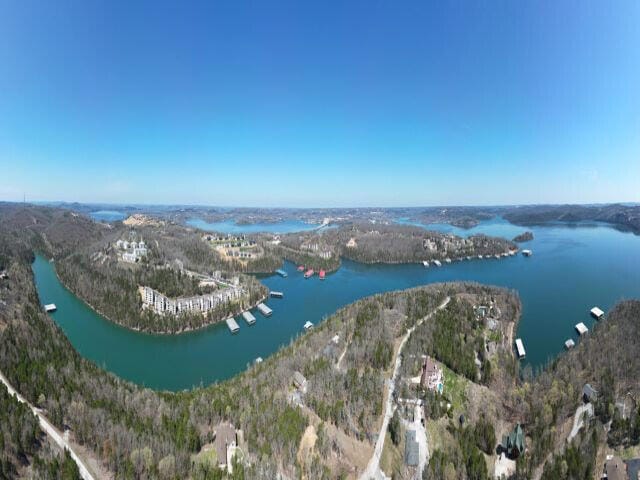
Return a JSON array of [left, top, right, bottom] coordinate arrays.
[[214, 422, 237, 472], [583, 383, 598, 403], [603, 456, 626, 480], [405, 430, 419, 466], [500, 424, 525, 459], [292, 371, 308, 393], [420, 356, 443, 393]]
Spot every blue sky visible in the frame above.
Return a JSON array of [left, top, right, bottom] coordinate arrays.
[[1, 1, 639, 207]]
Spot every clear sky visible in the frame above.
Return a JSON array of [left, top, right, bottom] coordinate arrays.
[[1, 1, 639, 207]]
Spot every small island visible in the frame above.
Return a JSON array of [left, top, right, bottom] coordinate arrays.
[[512, 231, 534, 243]]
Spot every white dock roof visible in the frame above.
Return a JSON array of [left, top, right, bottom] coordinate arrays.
[[590, 307, 604, 318], [575, 322, 589, 335], [515, 338, 526, 358]]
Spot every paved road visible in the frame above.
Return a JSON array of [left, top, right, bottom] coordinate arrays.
[[568, 403, 593, 442], [0, 370, 97, 480], [359, 296, 450, 480]]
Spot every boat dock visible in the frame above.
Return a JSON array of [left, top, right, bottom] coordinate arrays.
[[565, 339, 575, 349], [44, 303, 57, 312], [575, 322, 589, 336], [257, 303, 272, 316], [270, 291, 284, 298], [242, 311, 256, 325], [590, 306, 604, 320], [275, 269, 288, 278], [226, 317, 240, 333], [515, 338, 526, 359], [304, 321, 314, 331]]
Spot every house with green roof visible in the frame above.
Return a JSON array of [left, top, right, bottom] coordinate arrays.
[[500, 424, 525, 459]]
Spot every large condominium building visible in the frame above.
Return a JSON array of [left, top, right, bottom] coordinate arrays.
[[143, 285, 242, 316]]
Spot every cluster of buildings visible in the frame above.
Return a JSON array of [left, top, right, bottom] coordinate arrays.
[[300, 241, 333, 259], [143, 285, 241, 315], [115, 238, 148, 263]]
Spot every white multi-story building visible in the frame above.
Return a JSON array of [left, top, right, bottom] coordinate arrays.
[[142, 285, 242, 316]]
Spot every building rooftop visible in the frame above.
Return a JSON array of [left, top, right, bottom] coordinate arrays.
[[405, 430, 419, 466], [214, 422, 236, 466], [605, 456, 627, 480]]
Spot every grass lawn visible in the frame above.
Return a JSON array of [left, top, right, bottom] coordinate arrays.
[[380, 430, 404, 478], [191, 445, 218, 469], [443, 365, 468, 414]]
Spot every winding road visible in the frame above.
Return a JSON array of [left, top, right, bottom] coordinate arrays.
[[0, 370, 97, 480], [360, 296, 450, 480]]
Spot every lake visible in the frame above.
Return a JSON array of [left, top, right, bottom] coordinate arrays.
[[32, 221, 640, 391], [90, 210, 127, 222], [186, 218, 319, 234]]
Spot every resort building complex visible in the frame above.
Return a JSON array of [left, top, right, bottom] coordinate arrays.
[[143, 285, 242, 315]]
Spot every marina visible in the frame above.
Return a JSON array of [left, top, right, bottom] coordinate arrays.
[[257, 303, 272, 316], [242, 311, 256, 325], [575, 322, 589, 336], [270, 291, 284, 298], [275, 269, 288, 278], [515, 338, 526, 359], [44, 303, 57, 312], [226, 317, 240, 333]]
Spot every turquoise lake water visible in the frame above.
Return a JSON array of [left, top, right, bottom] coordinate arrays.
[[186, 218, 319, 234], [90, 210, 127, 222], [32, 220, 640, 391]]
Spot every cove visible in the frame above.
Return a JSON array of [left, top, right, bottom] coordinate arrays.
[[32, 222, 640, 391]]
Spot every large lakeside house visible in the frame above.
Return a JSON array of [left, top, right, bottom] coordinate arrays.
[[143, 285, 242, 315]]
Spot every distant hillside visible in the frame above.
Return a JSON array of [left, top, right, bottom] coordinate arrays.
[[503, 204, 640, 234]]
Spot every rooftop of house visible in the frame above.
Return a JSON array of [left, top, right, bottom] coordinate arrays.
[[405, 430, 419, 466], [214, 422, 237, 466]]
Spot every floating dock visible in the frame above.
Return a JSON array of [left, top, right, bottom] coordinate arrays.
[[257, 303, 272, 316], [226, 317, 240, 333], [44, 303, 57, 312], [270, 291, 284, 298], [304, 321, 314, 331], [242, 311, 256, 325], [433, 260, 442, 267], [275, 269, 288, 278], [590, 307, 604, 320], [515, 338, 526, 359], [522, 249, 533, 257], [575, 322, 589, 336], [565, 339, 575, 349]]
